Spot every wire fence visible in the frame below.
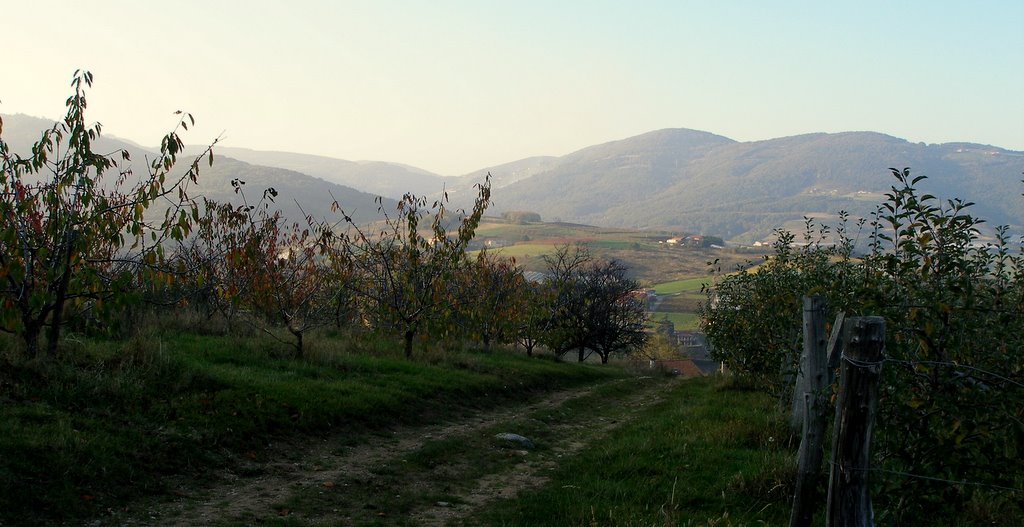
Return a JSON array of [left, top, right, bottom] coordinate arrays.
[[837, 350, 1023, 499], [842, 353, 1024, 390], [827, 461, 1024, 494]]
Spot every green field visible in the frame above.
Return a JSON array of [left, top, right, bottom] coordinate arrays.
[[470, 218, 750, 284], [650, 311, 701, 331], [478, 242, 559, 259], [649, 277, 710, 331], [652, 276, 711, 295]]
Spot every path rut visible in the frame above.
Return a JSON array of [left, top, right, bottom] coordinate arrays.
[[107, 374, 676, 526]]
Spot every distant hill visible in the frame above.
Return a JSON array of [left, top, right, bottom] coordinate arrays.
[[457, 156, 560, 188], [8, 113, 1022, 243], [192, 146, 451, 200], [467, 128, 735, 217], [1, 113, 396, 225], [483, 129, 1024, 243]]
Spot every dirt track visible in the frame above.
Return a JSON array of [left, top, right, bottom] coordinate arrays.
[[105, 374, 675, 526]]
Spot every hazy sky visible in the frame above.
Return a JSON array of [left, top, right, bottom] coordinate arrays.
[[3, 1, 1023, 175]]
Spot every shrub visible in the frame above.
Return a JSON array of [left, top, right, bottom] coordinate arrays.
[[701, 168, 1024, 521]]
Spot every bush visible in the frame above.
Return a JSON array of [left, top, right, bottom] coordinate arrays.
[[701, 168, 1024, 522]]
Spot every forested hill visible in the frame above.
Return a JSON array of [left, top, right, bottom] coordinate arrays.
[[1, 113, 397, 224], [7, 112, 1022, 242], [481, 129, 1024, 243], [192, 145, 450, 200]]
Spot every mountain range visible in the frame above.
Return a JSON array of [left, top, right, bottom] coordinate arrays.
[[4, 112, 1022, 243], [482, 129, 1024, 242], [1, 114, 397, 225]]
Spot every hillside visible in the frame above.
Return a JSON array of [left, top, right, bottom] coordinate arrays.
[[489, 130, 1024, 242], [193, 145, 451, 200], [9, 113, 1022, 243], [456, 128, 736, 217], [487, 130, 1024, 242], [2, 114, 397, 225]]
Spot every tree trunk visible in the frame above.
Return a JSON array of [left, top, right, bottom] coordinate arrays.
[[290, 326, 304, 358], [46, 291, 69, 360], [404, 329, 415, 358], [22, 318, 43, 360], [45, 236, 76, 359], [577, 346, 585, 362]]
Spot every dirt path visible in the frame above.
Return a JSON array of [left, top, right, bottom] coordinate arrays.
[[409, 376, 676, 527], [108, 374, 676, 526]]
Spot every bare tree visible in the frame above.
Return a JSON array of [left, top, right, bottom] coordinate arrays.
[[540, 246, 648, 362]]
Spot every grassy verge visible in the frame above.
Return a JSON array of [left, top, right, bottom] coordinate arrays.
[[468, 376, 795, 526], [0, 332, 622, 525]]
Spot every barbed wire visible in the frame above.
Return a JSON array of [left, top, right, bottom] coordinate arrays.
[[884, 358, 1024, 389], [829, 462, 1023, 494], [840, 353, 1024, 390], [841, 354, 883, 373], [873, 303, 1024, 316]]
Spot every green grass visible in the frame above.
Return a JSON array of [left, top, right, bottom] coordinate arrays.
[[649, 278, 711, 331], [265, 377, 665, 526], [481, 243, 560, 259], [474, 222, 593, 241], [586, 239, 644, 250], [469, 377, 795, 526], [0, 332, 623, 526], [649, 311, 701, 331], [652, 277, 711, 295]]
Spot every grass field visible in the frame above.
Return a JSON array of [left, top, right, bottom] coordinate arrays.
[[649, 277, 710, 331], [471, 376, 794, 526], [650, 311, 701, 331], [0, 331, 621, 525], [471, 218, 751, 285], [652, 276, 711, 295]]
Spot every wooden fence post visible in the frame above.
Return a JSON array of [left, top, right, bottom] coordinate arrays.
[[826, 316, 885, 527], [788, 296, 828, 527], [825, 311, 845, 385]]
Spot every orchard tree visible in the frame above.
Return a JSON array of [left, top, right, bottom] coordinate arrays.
[[329, 177, 491, 357], [700, 213, 861, 398], [191, 180, 335, 356], [514, 279, 554, 357], [0, 71, 215, 359], [176, 197, 253, 331], [455, 250, 525, 349], [862, 169, 1024, 521]]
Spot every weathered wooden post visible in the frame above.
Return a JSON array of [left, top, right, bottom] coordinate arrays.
[[825, 312, 845, 385], [788, 296, 828, 527], [826, 316, 885, 527]]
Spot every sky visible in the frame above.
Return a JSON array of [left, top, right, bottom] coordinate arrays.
[[2, 1, 1023, 176]]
